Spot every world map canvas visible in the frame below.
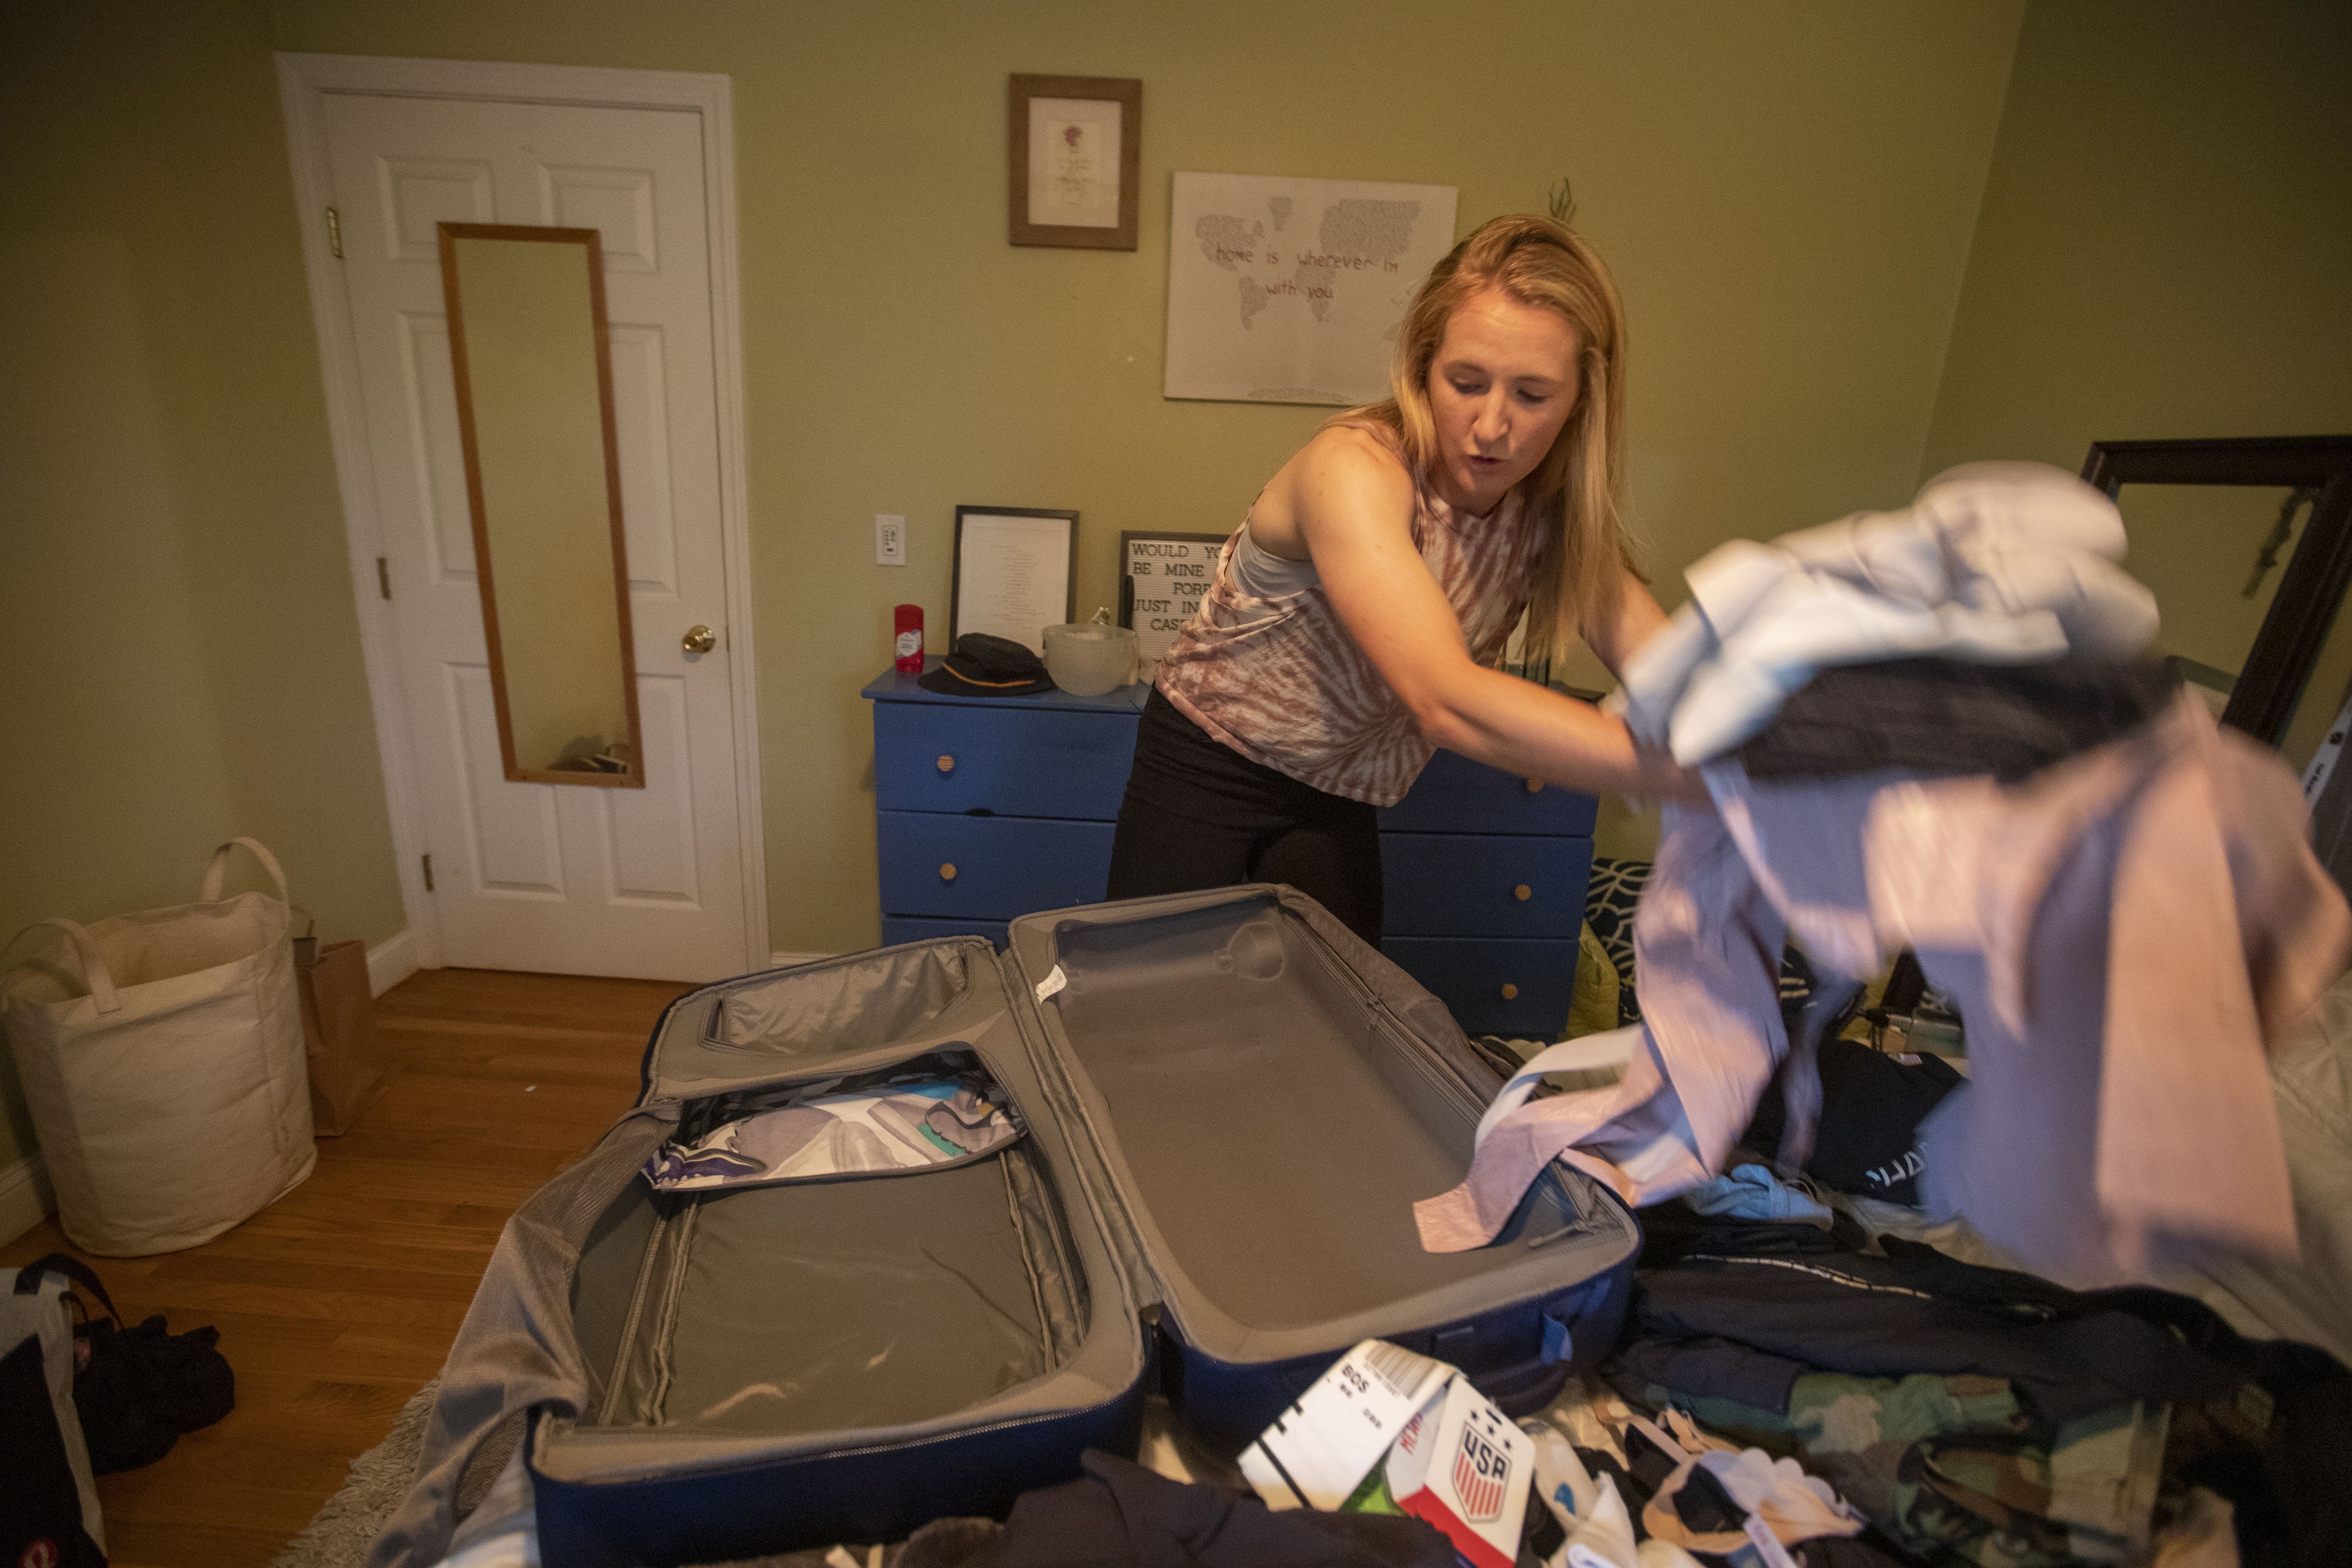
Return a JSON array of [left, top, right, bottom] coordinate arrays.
[[1164, 172, 1458, 406]]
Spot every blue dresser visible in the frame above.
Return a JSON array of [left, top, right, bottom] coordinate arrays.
[[1375, 749, 1596, 1037], [864, 664, 1593, 1035]]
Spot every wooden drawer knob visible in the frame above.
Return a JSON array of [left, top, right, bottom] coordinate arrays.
[[1525, 778, 1543, 793], [939, 862, 958, 882], [1513, 883, 1532, 902], [1500, 982, 1520, 1001], [936, 754, 956, 775]]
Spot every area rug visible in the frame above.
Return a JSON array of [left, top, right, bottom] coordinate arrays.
[[269, 1380, 439, 1568]]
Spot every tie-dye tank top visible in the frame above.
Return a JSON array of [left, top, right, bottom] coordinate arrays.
[[1156, 422, 1544, 807]]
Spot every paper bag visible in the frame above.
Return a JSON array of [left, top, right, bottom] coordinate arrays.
[[294, 937, 386, 1135]]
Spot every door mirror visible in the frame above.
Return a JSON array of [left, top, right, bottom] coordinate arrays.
[[439, 223, 642, 786]]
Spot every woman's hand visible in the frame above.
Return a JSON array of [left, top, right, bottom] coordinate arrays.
[[1629, 734, 1712, 808]]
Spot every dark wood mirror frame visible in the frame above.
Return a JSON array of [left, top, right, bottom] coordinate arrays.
[[2082, 435, 2352, 746]]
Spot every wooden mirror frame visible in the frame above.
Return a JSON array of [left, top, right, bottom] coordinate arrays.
[[2082, 434, 2352, 745], [439, 222, 644, 788]]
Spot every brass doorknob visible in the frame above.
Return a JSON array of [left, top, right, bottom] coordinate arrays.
[[1513, 883, 1532, 902], [682, 625, 718, 654], [937, 755, 956, 775], [1500, 982, 1520, 1000], [939, 862, 958, 882]]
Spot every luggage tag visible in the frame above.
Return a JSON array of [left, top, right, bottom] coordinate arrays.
[[1034, 965, 1067, 1002], [1238, 1339, 1451, 1512]]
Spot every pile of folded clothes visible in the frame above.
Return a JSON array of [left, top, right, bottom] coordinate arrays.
[[1419, 461, 2352, 1291], [1407, 461, 2352, 1567]]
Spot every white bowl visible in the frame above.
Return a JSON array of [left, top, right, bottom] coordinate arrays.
[[1042, 623, 1137, 696]]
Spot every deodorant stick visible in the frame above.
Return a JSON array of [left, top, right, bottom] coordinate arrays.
[[894, 604, 924, 674]]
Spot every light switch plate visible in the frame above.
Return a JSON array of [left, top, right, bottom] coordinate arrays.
[[876, 514, 906, 566]]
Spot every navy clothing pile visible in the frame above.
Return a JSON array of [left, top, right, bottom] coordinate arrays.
[[1743, 1037, 1964, 1207], [1597, 1208, 2352, 1567]]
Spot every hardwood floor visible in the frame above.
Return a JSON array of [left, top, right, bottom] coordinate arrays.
[[0, 967, 694, 1568]]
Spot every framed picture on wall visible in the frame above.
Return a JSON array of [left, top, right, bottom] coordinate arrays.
[[1118, 530, 1227, 669], [1008, 74, 1141, 250], [951, 506, 1078, 656]]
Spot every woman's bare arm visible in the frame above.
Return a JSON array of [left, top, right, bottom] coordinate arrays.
[[1275, 429, 1686, 796]]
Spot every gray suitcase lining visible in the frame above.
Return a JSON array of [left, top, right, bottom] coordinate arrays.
[[1008, 889, 1635, 1364], [581, 1126, 1084, 1437], [558, 941, 1127, 1454]]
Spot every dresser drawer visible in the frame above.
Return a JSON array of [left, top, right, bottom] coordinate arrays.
[[1377, 749, 1599, 836], [1385, 936, 1580, 1038], [874, 702, 1138, 820], [882, 915, 1011, 950], [1381, 833, 1591, 939], [877, 813, 1115, 919]]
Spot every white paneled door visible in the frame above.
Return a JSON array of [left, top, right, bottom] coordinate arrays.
[[316, 89, 754, 980]]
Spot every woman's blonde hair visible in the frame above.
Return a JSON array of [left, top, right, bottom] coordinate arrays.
[[1334, 213, 1637, 665]]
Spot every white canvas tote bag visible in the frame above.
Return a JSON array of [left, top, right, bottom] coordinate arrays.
[[2, 838, 315, 1255]]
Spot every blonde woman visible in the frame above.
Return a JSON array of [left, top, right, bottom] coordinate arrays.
[[1106, 214, 1690, 945]]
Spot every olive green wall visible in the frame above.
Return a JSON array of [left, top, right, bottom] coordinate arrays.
[[1914, 0, 2352, 832], [0, 0, 407, 1171], [8, 1, 2337, 1192], [271, 0, 2027, 936], [1919, 0, 2352, 476]]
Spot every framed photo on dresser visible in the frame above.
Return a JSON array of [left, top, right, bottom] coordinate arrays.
[[951, 506, 1078, 656]]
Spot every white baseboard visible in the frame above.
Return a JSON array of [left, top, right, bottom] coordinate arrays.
[[368, 929, 423, 997], [363, 932, 809, 989], [0, 1153, 54, 1248]]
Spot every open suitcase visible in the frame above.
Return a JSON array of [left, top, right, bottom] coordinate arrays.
[[375, 886, 1639, 1568]]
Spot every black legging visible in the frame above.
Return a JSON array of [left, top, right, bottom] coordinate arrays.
[[1105, 689, 1384, 947]]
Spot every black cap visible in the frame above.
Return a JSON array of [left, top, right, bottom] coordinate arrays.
[[916, 632, 1056, 697]]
